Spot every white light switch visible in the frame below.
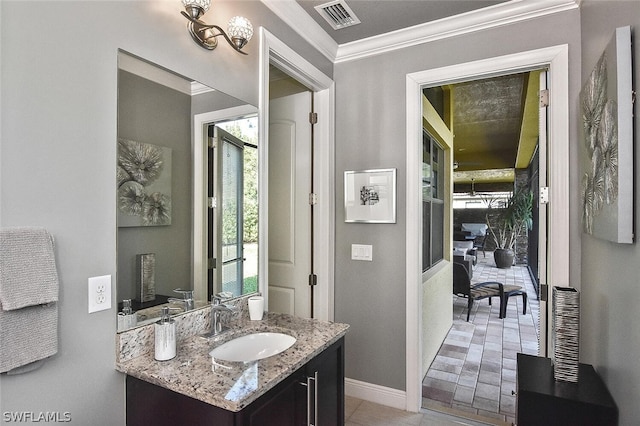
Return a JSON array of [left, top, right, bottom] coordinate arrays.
[[351, 244, 373, 261], [88, 275, 112, 313]]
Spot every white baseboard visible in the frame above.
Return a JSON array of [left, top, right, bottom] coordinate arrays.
[[344, 378, 407, 411]]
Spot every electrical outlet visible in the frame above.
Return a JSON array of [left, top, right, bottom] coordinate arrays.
[[88, 275, 112, 313]]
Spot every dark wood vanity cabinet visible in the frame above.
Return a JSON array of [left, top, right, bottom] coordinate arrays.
[[516, 353, 618, 426], [237, 338, 344, 426], [126, 337, 345, 426]]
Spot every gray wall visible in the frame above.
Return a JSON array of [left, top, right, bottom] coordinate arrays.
[[333, 9, 583, 390], [580, 2, 640, 423], [0, 1, 330, 424], [191, 90, 250, 117], [117, 70, 191, 301], [5, 0, 637, 422]]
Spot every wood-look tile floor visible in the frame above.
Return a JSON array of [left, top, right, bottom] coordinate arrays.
[[346, 396, 497, 426], [422, 252, 540, 425]]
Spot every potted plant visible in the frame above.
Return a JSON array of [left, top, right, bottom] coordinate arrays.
[[485, 188, 534, 269]]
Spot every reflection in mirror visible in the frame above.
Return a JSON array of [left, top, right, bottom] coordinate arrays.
[[208, 121, 259, 301], [116, 51, 258, 331]]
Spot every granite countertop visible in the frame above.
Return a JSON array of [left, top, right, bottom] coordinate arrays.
[[115, 312, 349, 412]]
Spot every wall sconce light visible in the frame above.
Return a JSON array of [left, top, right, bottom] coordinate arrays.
[[180, 0, 253, 55]]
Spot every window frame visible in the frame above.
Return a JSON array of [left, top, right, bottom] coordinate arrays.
[[422, 130, 445, 272]]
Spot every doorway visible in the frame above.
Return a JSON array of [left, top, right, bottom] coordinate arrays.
[[420, 69, 547, 420], [207, 121, 259, 301], [193, 105, 258, 303], [259, 29, 335, 321], [267, 70, 314, 318], [405, 45, 570, 413]]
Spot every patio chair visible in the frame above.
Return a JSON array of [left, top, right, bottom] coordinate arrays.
[[473, 235, 487, 257], [453, 262, 505, 321]]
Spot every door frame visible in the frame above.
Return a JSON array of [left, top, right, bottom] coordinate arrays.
[[405, 45, 570, 411], [259, 28, 336, 321], [193, 105, 258, 302]]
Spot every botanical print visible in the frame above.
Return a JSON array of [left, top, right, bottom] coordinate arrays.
[[360, 186, 380, 205], [581, 53, 616, 234], [118, 139, 172, 226], [580, 26, 632, 243]]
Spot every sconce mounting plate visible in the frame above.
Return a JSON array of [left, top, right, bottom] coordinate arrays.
[[188, 20, 218, 50]]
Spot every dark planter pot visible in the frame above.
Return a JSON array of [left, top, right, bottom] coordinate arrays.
[[494, 248, 515, 269]]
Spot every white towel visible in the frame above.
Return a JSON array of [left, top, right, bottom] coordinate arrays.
[[0, 227, 59, 373]]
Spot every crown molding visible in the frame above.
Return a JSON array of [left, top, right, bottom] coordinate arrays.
[[119, 53, 193, 95], [261, 0, 579, 64], [336, 0, 579, 62], [190, 81, 215, 96], [260, 0, 338, 61], [119, 52, 215, 96]]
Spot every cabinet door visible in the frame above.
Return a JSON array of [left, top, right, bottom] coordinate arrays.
[[239, 369, 307, 426], [126, 375, 235, 426], [126, 337, 345, 426], [304, 338, 345, 426]]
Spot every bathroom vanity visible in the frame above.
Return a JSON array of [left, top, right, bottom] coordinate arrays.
[[116, 311, 349, 426]]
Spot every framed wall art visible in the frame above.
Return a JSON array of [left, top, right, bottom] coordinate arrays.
[[117, 138, 172, 227], [580, 25, 633, 243], [344, 168, 396, 223]]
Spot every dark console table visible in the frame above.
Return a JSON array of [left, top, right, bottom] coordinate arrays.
[[516, 353, 618, 425]]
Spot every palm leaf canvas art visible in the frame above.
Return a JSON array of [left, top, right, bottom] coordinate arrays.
[[580, 26, 633, 244], [117, 139, 172, 227]]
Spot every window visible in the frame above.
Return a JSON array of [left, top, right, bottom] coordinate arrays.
[[423, 130, 444, 271]]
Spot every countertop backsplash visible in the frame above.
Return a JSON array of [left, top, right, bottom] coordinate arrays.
[[116, 295, 250, 364]]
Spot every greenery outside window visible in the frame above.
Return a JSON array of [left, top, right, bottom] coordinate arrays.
[[217, 118, 259, 294], [423, 130, 444, 272]]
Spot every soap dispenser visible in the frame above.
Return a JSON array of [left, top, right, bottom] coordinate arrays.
[[154, 307, 176, 361], [117, 299, 137, 330]]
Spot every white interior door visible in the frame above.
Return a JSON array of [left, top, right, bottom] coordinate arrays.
[[268, 91, 312, 318]]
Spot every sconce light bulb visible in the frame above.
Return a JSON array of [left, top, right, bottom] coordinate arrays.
[[182, 0, 210, 12], [182, 0, 210, 19], [227, 16, 253, 49]]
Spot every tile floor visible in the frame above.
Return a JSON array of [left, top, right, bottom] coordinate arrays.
[[346, 396, 497, 426], [422, 252, 540, 425]]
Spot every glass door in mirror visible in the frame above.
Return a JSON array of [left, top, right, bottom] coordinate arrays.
[[209, 122, 258, 299]]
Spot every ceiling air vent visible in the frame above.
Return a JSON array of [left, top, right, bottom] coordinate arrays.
[[315, 0, 361, 30]]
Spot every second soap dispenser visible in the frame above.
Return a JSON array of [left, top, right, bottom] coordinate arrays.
[[117, 299, 137, 330], [154, 307, 176, 361]]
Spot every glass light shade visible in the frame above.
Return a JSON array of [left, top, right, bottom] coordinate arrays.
[[182, 0, 210, 13], [227, 16, 253, 47]]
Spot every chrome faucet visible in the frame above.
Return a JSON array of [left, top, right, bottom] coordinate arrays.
[[168, 289, 195, 312], [209, 297, 238, 336]]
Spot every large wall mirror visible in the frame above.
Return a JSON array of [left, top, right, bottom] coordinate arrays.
[[116, 51, 258, 331]]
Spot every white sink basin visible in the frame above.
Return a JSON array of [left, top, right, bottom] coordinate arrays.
[[209, 332, 296, 362]]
